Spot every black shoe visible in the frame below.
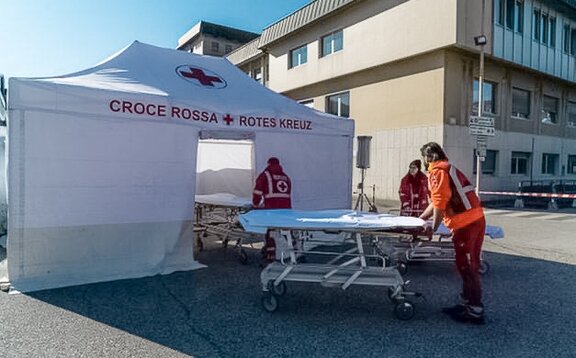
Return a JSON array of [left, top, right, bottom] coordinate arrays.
[[441, 304, 466, 315], [448, 309, 486, 325]]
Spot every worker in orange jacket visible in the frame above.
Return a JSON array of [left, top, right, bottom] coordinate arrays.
[[418, 142, 486, 325]]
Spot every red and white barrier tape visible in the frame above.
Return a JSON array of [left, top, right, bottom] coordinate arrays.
[[479, 191, 576, 199]]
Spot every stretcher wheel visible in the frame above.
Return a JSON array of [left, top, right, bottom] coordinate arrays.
[[479, 260, 490, 275], [394, 301, 415, 320], [396, 262, 408, 275], [267, 280, 287, 297], [261, 293, 279, 312], [239, 250, 248, 265]]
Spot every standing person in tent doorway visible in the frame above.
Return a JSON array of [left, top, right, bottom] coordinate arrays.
[[418, 142, 486, 325], [252, 157, 292, 265], [399, 159, 429, 217]]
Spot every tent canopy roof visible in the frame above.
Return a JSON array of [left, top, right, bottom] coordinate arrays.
[[10, 41, 353, 137]]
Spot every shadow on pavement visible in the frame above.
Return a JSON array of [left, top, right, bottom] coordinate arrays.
[[22, 241, 576, 358]]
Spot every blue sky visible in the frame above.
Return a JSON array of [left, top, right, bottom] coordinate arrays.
[[0, 0, 310, 79]]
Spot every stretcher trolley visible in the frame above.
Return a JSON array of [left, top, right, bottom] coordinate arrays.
[[194, 193, 262, 264], [375, 222, 504, 275], [239, 209, 427, 320]]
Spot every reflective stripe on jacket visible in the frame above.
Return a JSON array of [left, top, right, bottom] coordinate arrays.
[[252, 164, 292, 209], [428, 160, 484, 230]]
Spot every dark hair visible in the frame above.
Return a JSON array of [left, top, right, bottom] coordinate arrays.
[[409, 159, 421, 170], [267, 157, 280, 166], [420, 142, 448, 161]]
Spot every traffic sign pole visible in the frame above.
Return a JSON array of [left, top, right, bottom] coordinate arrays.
[[475, 0, 486, 196]]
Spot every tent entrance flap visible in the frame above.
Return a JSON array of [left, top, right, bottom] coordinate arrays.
[[196, 139, 255, 198]]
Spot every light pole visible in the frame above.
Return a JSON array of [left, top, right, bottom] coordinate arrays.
[[474, 0, 487, 195]]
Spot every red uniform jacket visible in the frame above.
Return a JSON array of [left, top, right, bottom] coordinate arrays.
[[399, 171, 429, 217], [252, 163, 292, 209]]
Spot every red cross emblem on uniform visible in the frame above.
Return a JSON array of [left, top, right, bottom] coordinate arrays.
[[276, 180, 288, 193]]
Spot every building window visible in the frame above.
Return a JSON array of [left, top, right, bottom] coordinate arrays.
[[496, 0, 504, 25], [571, 28, 576, 54], [542, 153, 558, 175], [568, 101, 576, 127], [512, 87, 530, 119], [211, 41, 219, 52], [505, 0, 514, 30], [289, 44, 308, 68], [514, 0, 524, 33], [542, 95, 558, 124], [473, 150, 498, 175], [564, 24, 570, 53], [472, 80, 497, 115], [567, 155, 576, 174], [502, 0, 523, 32], [550, 17, 556, 47], [533, 10, 541, 41], [299, 99, 314, 108], [511, 151, 530, 175], [252, 67, 262, 83], [325, 92, 350, 118], [225, 45, 233, 54], [321, 30, 343, 57], [541, 13, 549, 45]]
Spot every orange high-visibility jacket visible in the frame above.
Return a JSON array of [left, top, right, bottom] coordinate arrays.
[[427, 160, 484, 230]]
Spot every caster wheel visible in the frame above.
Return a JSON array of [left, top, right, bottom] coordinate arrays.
[[261, 293, 278, 312], [267, 280, 287, 297], [397, 262, 408, 275], [394, 301, 415, 320], [239, 250, 248, 265], [479, 260, 490, 275]]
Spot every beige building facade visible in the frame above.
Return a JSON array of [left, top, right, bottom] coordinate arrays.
[[224, 0, 576, 202]]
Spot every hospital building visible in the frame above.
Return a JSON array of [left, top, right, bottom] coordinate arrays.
[[180, 0, 576, 203]]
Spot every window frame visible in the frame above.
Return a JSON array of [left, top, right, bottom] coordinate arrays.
[[325, 91, 350, 118], [563, 24, 570, 53], [472, 79, 498, 116], [567, 155, 576, 175], [542, 95, 559, 124], [511, 87, 531, 119], [533, 9, 541, 41], [511, 151, 530, 175], [320, 29, 343, 58], [211, 41, 220, 53], [289, 44, 308, 69], [567, 101, 576, 128], [541, 153, 558, 175], [473, 149, 498, 175]]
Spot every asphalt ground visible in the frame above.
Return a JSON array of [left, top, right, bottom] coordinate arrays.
[[0, 204, 575, 358]]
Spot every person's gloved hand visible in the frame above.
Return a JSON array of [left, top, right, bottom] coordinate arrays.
[[421, 220, 434, 236]]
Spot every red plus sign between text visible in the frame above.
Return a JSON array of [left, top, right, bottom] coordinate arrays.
[[223, 114, 234, 125]]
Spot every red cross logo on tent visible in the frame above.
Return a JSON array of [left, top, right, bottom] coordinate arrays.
[[176, 65, 227, 89], [276, 180, 289, 193]]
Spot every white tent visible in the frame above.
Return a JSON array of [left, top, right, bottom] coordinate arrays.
[[6, 41, 354, 292]]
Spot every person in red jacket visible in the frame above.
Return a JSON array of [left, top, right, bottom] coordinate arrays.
[[252, 157, 292, 209], [252, 157, 292, 263], [418, 142, 486, 325], [399, 159, 429, 217]]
